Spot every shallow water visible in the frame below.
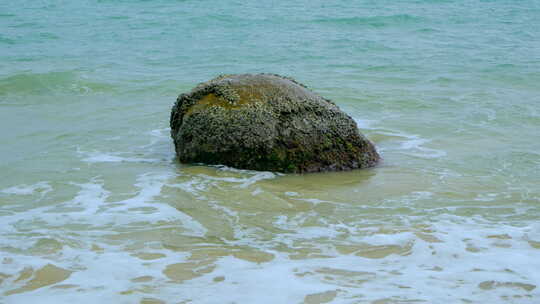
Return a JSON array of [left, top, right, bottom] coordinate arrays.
[[1, 0, 540, 303]]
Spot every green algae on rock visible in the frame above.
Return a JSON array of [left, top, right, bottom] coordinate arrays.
[[170, 74, 379, 173]]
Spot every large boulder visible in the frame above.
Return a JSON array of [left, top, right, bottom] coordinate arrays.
[[170, 74, 379, 173]]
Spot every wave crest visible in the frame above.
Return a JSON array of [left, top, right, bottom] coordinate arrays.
[[0, 71, 117, 96]]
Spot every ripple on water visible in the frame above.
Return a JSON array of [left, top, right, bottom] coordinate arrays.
[[1, 161, 540, 303]]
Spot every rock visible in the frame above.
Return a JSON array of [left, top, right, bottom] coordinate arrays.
[[170, 74, 379, 173]]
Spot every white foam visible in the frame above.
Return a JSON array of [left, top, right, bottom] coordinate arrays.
[[1, 139, 538, 304], [2, 207, 540, 303], [475, 192, 500, 202], [167, 175, 214, 199], [1, 182, 52, 197], [251, 187, 264, 196], [80, 151, 160, 163], [233, 219, 537, 303], [1, 243, 191, 304], [382, 130, 447, 159], [354, 118, 378, 130], [353, 117, 448, 159], [0, 173, 207, 238], [140, 128, 176, 162], [295, 197, 332, 205], [123, 216, 539, 303], [197, 170, 278, 189]]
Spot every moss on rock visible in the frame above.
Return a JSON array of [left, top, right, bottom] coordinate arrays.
[[170, 73, 379, 173]]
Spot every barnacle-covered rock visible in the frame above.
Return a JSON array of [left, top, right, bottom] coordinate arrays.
[[170, 74, 379, 173]]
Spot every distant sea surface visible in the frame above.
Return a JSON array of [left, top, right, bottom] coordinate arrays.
[[1, 0, 539, 303]]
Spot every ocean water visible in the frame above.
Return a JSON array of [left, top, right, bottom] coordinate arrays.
[[1, 0, 540, 303]]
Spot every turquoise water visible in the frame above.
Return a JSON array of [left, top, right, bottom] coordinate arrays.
[[1, 1, 540, 303]]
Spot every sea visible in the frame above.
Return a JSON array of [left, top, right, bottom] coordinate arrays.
[[1, 0, 539, 303]]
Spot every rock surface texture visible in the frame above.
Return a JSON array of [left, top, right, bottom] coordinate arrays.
[[170, 74, 380, 173]]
